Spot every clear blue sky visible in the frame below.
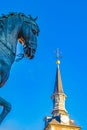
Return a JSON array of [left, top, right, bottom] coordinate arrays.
[[0, 0, 87, 130]]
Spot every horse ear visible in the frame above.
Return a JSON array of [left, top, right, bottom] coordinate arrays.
[[34, 16, 38, 21], [28, 15, 32, 19], [28, 15, 38, 21]]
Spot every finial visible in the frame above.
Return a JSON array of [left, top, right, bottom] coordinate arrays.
[[55, 48, 62, 65]]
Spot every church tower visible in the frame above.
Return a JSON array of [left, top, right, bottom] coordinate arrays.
[[44, 49, 81, 130]]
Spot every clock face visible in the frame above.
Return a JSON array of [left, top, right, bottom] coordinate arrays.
[[61, 115, 69, 123]]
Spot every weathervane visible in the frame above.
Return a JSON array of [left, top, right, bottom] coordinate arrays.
[[55, 48, 62, 65]]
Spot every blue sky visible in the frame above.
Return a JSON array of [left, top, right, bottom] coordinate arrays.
[[0, 0, 87, 130]]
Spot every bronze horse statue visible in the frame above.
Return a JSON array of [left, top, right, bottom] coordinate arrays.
[[0, 12, 39, 124]]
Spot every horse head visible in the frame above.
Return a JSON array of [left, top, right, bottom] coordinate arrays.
[[18, 15, 40, 59]]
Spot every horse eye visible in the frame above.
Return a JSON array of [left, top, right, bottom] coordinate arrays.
[[32, 29, 37, 35]]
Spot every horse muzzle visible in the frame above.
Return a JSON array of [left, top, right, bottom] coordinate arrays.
[[23, 38, 37, 59], [24, 46, 36, 59]]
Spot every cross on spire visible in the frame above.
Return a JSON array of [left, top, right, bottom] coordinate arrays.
[[55, 48, 62, 65]]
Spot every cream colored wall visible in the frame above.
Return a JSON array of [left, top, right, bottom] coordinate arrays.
[[45, 125, 80, 130], [51, 126, 80, 130]]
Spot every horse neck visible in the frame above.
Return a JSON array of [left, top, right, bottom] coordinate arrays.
[[0, 16, 23, 56]]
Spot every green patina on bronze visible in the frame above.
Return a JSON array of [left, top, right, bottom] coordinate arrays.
[[0, 12, 40, 124]]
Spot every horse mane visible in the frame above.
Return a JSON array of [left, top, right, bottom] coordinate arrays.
[[1, 12, 28, 19], [0, 12, 37, 22], [0, 12, 38, 30]]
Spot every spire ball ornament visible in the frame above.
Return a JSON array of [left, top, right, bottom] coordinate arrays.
[[56, 60, 60, 65]]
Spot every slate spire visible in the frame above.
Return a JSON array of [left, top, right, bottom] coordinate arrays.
[[53, 48, 63, 94], [52, 49, 67, 116], [44, 49, 81, 130], [54, 64, 64, 94]]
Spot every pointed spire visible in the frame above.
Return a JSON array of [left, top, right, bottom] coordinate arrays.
[[52, 49, 67, 116], [44, 49, 81, 129], [54, 65, 64, 94], [54, 48, 63, 94]]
